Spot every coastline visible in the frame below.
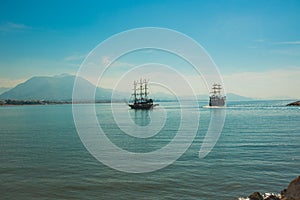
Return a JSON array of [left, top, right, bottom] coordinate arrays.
[[239, 176, 300, 200], [0, 99, 123, 106]]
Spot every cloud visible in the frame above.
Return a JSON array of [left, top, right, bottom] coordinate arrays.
[[223, 67, 300, 99], [65, 54, 87, 61], [247, 39, 265, 49], [101, 56, 135, 68], [101, 56, 111, 66], [0, 22, 32, 32], [273, 41, 300, 45], [269, 41, 300, 56], [270, 49, 300, 56]]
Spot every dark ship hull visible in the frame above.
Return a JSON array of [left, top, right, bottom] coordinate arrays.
[[128, 79, 158, 110], [129, 102, 154, 109], [209, 96, 226, 106]]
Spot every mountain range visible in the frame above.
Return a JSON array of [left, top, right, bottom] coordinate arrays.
[[0, 74, 116, 101], [0, 74, 254, 101]]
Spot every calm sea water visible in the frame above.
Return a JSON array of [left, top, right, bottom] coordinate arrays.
[[0, 100, 299, 199]]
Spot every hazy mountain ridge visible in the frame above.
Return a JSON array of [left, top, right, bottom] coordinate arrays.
[[0, 75, 114, 101], [226, 93, 254, 101], [0, 75, 254, 101]]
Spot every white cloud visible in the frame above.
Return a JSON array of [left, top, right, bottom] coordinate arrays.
[[0, 22, 32, 32], [270, 49, 300, 56], [223, 67, 300, 99], [273, 41, 300, 45], [65, 54, 87, 61], [101, 56, 135, 68]]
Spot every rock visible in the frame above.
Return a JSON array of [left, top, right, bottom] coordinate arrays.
[[264, 194, 280, 200], [240, 176, 300, 200], [282, 176, 300, 200], [286, 100, 300, 106], [281, 189, 287, 199], [248, 192, 264, 200]]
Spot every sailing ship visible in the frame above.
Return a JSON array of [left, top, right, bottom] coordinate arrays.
[[128, 79, 158, 110], [209, 83, 226, 106]]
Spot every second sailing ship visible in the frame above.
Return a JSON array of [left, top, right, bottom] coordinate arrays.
[[209, 83, 226, 106]]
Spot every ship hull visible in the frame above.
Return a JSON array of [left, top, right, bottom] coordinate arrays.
[[209, 96, 226, 106], [129, 102, 154, 110], [129, 79, 158, 110]]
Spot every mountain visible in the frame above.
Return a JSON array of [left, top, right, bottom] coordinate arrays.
[[226, 93, 254, 101], [0, 74, 119, 101], [0, 87, 10, 95]]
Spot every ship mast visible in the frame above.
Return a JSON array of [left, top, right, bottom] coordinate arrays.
[[131, 79, 151, 103], [133, 80, 137, 103], [144, 79, 148, 99], [211, 83, 222, 95], [139, 78, 143, 101]]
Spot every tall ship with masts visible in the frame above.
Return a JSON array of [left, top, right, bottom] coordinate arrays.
[[128, 79, 158, 110], [209, 83, 226, 106]]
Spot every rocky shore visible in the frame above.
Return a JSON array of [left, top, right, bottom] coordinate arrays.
[[286, 100, 300, 106], [239, 176, 300, 200]]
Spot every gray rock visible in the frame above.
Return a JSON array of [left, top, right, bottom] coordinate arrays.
[[248, 192, 264, 200], [264, 194, 280, 200], [282, 176, 300, 200], [286, 101, 300, 106]]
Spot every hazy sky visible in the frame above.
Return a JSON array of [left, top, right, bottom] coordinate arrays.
[[0, 0, 300, 98]]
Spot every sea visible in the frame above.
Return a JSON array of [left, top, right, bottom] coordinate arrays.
[[0, 100, 299, 199]]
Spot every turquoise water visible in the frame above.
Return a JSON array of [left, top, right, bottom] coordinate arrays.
[[0, 101, 299, 199]]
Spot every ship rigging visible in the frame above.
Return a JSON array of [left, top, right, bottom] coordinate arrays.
[[128, 79, 158, 110], [209, 83, 226, 106]]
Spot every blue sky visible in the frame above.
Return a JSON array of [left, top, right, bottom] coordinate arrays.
[[0, 0, 300, 98]]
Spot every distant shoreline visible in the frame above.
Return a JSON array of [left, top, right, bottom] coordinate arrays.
[[0, 99, 117, 106], [0, 99, 181, 106], [0, 99, 298, 106]]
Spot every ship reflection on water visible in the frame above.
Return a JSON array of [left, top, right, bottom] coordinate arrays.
[[130, 110, 151, 127]]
